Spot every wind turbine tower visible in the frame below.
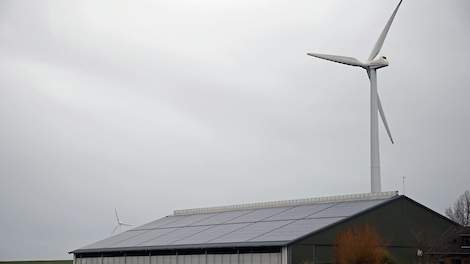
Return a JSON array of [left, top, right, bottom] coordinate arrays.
[[307, 0, 403, 193]]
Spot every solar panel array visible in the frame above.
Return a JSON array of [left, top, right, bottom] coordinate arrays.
[[76, 198, 391, 252]]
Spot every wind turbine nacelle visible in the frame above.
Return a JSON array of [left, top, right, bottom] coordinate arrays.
[[366, 56, 389, 69]]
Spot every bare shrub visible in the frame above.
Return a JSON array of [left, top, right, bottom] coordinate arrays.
[[335, 225, 388, 264]]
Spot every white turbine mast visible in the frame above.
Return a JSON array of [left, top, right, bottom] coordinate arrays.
[[307, 0, 403, 193], [112, 208, 133, 234]]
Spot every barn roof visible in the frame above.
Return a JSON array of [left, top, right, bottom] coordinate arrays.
[[72, 191, 398, 254]]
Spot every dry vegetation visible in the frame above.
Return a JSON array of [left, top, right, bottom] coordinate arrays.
[[335, 225, 391, 264]]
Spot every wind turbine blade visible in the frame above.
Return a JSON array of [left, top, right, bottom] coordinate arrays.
[[114, 208, 120, 223], [307, 53, 364, 67], [377, 95, 394, 144], [119, 222, 133, 227], [111, 225, 119, 234], [367, 70, 394, 144], [368, 0, 403, 61]]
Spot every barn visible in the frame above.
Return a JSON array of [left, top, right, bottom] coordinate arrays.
[[71, 192, 457, 264]]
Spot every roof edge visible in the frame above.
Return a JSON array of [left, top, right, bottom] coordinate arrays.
[[70, 241, 288, 254]]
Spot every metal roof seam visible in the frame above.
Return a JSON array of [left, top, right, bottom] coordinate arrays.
[[135, 207, 297, 230], [301, 202, 339, 218], [80, 230, 147, 250], [133, 228, 182, 247], [166, 209, 257, 244], [202, 222, 256, 244], [218, 209, 260, 224], [245, 220, 297, 242], [135, 215, 184, 231], [178, 213, 220, 226], [163, 213, 217, 229], [167, 224, 221, 244], [107, 230, 150, 248], [245, 206, 296, 223], [130, 216, 354, 232]]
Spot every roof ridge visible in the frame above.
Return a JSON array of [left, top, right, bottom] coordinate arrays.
[[173, 191, 398, 216]]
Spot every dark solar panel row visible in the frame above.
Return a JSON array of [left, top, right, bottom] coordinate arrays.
[[79, 199, 388, 251]]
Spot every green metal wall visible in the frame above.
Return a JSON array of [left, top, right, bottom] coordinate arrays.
[[289, 196, 457, 264]]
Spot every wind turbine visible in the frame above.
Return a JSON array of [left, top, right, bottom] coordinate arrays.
[[307, 0, 403, 193], [112, 208, 133, 234]]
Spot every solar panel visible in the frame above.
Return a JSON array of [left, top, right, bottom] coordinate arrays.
[[173, 223, 250, 244], [263, 203, 336, 221], [160, 213, 218, 228], [192, 210, 252, 226], [138, 226, 210, 246], [112, 228, 179, 247], [74, 196, 393, 253], [80, 230, 148, 249], [310, 200, 384, 218], [136, 215, 182, 230], [250, 217, 344, 242], [225, 207, 292, 223], [211, 220, 293, 243]]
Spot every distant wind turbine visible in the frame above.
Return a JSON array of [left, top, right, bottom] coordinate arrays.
[[112, 208, 133, 234], [307, 0, 403, 193]]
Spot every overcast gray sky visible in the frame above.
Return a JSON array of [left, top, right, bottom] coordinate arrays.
[[1, 0, 469, 260]]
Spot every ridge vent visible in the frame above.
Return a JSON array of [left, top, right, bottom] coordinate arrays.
[[174, 191, 398, 216]]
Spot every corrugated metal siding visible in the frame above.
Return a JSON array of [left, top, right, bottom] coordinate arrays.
[[77, 253, 280, 264]]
